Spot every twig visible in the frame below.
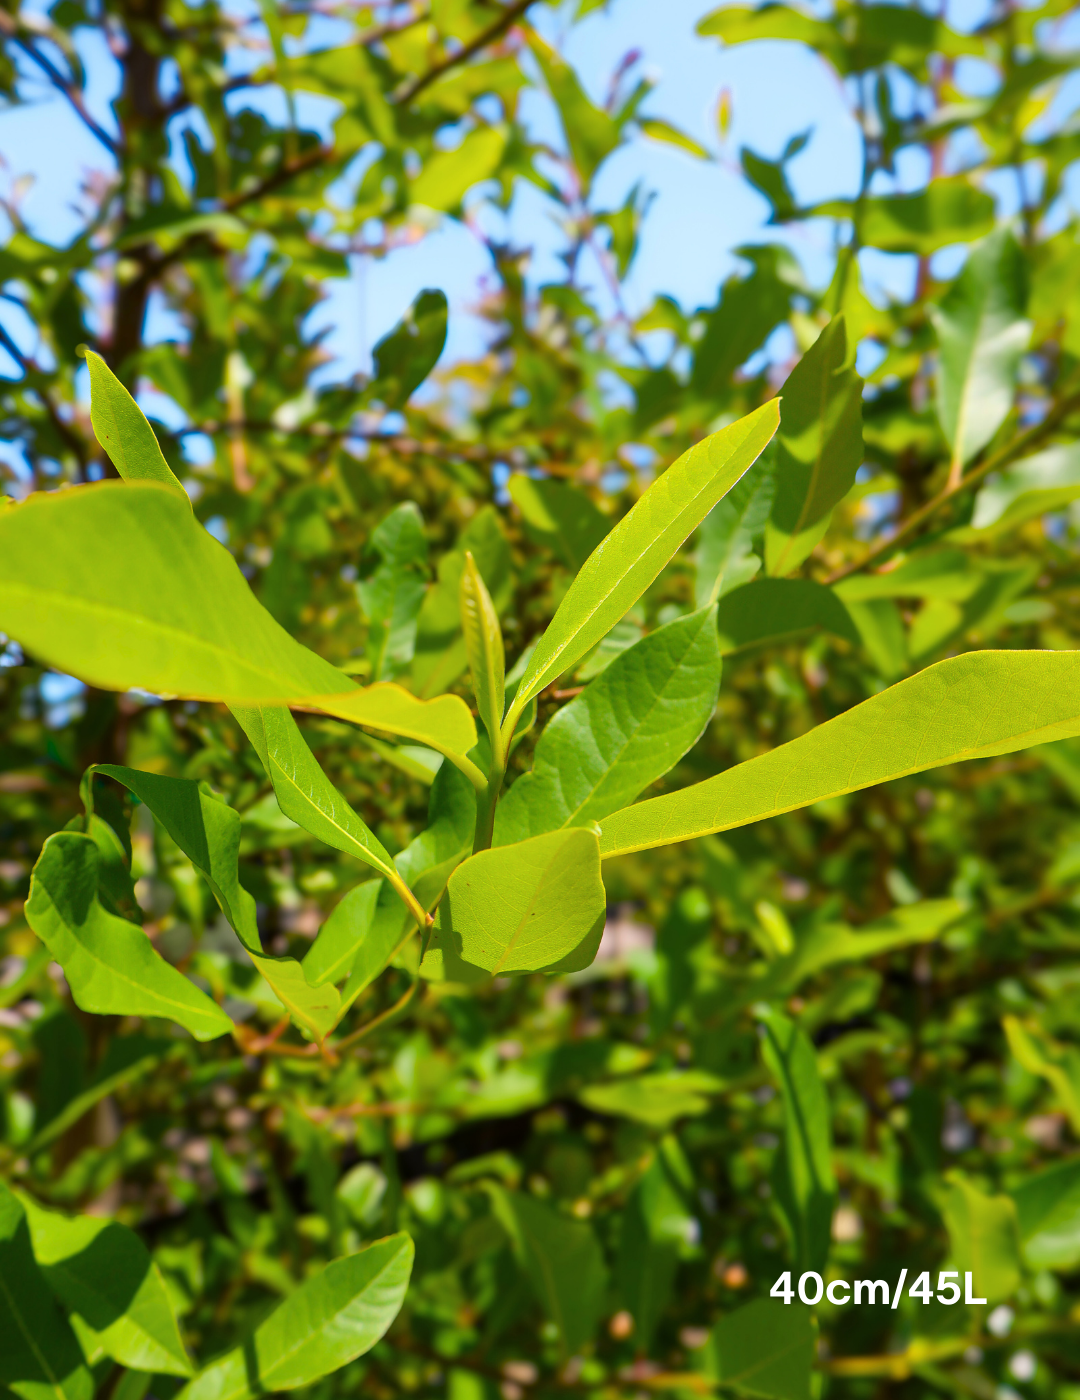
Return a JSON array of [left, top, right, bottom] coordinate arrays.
[[394, 0, 534, 105], [0, 13, 119, 156]]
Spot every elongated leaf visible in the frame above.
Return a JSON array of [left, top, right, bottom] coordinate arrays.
[[0, 483, 478, 769], [0, 1183, 92, 1400], [766, 316, 863, 576], [508, 475, 610, 572], [369, 289, 447, 408], [356, 503, 428, 681], [812, 177, 995, 254], [1011, 1159, 1080, 1270], [617, 1149, 695, 1348], [943, 1176, 1021, 1304], [460, 551, 505, 760], [834, 547, 983, 601], [759, 1008, 835, 1275], [599, 650, 1080, 858], [579, 1070, 723, 1126], [429, 827, 605, 976], [694, 457, 775, 605], [843, 597, 908, 679], [527, 31, 620, 188], [177, 1233, 413, 1400], [716, 579, 859, 654], [496, 609, 721, 844], [507, 402, 779, 726], [18, 1192, 192, 1376], [696, 1298, 814, 1400], [690, 247, 803, 402], [932, 228, 1031, 471], [303, 879, 382, 989], [1003, 1015, 1080, 1134], [90, 764, 341, 1041], [957, 442, 1080, 539], [26, 833, 232, 1041], [489, 1188, 607, 1357], [85, 350, 186, 497]]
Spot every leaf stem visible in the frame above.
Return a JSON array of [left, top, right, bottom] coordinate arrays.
[[472, 756, 506, 854]]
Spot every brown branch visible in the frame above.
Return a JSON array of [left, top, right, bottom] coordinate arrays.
[[221, 143, 331, 211], [394, 0, 535, 105]]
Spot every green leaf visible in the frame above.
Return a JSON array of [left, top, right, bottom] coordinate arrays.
[[943, 1176, 1022, 1304], [955, 442, 1080, 540], [527, 31, 620, 188], [766, 316, 864, 576], [838, 598, 908, 678], [599, 650, 1080, 858], [695, 1298, 814, 1400], [639, 117, 710, 159], [18, 1192, 192, 1376], [1011, 1159, 1080, 1270], [507, 475, 611, 572], [506, 402, 779, 729], [616, 1144, 698, 1347], [302, 879, 382, 989], [1003, 1015, 1080, 1135], [411, 125, 508, 212], [758, 1008, 835, 1275], [0, 1183, 92, 1400], [694, 457, 775, 605], [177, 1233, 414, 1400], [0, 483, 478, 771], [690, 247, 802, 402], [356, 503, 429, 682], [715, 579, 859, 654], [460, 551, 506, 761], [85, 350, 187, 498], [932, 228, 1031, 472], [370, 289, 448, 409], [489, 1188, 607, 1357], [428, 827, 606, 976], [833, 547, 983, 601], [495, 608, 721, 844], [579, 1071, 723, 1126], [812, 177, 996, 254], [26, 832, 233, 1042]]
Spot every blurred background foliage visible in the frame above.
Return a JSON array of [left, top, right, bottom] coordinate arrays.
[[2, 0, 1080, 1395]]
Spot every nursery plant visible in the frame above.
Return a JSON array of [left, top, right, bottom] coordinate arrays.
[[2, 1, 1080, 1398]]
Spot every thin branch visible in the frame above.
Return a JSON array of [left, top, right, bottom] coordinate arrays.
[[0, 13, 119, 156], [394, 0, 534, 105]]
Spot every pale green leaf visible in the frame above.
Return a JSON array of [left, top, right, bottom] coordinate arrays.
[[715, 578, 859, 654], [954, 441, 1080, 541], [932, 228, 1031, 471], [507, 402, 779, 727], [411, 125, 508, 211], [85, 350, 186, 498], [766, 316, 863, 576], [696, 1298, 814, 1400], [842, 597, 908, 678], [943, 1176, 1022, 1304], [694, 457, 774, 606], [460, 551, 505, 761], [578, 1071, 723, 1126], [638, 117, 710, 159], [496, 608, 721, 844], [177, 1233, 413, 1400], [1003, 1015, 1080, 1135], [18, 1193, 192, 1377], [26, 833, 233, 1042], [616, 1146, 697, 1348], [834, 547, 983, 601], [527, 31, 620, 187], [303, 880, 382, 989], [599, 650, 1080, 858]]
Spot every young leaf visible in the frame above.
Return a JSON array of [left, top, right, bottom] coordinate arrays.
[[766, 316, 864, 576], [758, 1007, 836, 1275], [369, 288, 447, 409], [508, 475, 611, 572], [428, 827, 606, 976], [0, 482, 478, 774], [460, 551, 505, 762], [932, 227, 1031, 476], [599, 650, 1080, 858], [26, 833, 233, 1042], [695, 1298, 814, 1400], [489, 1188, 607, 1358], [715, 578, 859, 654], [943, 1176, 1022, 1304], [177, 1233, 414, 1400], [694, 456, 775, 605], [1011, 1159, 1080, 1270], [356, 503, 428, 682], [0, 1183, 93, 1400], [495, 608, 721, 844], [85, 350, 187, 498], [506, 401, 779, 729], [18, 1192, 192, 1376]]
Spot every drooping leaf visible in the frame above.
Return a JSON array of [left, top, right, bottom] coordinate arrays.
[[715, 578, 859, 654], [506, 402, 779, 728], [18, 1192, 192, 1376], [0, 1183, 93, 1400], [356, 503, 429, 682], [176, 1233, 414, 1400], [695, 1298, 814, 1400], [599, 650, 1080, 858], [694, 456, 775, 605], [766, 316, 864, 576], [370, 289, 448, 409], [26, 833, 233, 1042], [1011, 1159, 1080, 1270], [758, 1007, 835, 1276], [460, 551, 506, 760], [489, 1188, 607, 1357], [943, 1176, 1022, 1304], [427, 827, 606, 976], [495, 608, 721, 844], [932, 228, 1031, 472], [507, 474, 611, 572], [85, 349, 187, 498]]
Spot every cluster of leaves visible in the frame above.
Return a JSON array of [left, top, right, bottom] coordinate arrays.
[[3, 1, 1080, 1399]]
